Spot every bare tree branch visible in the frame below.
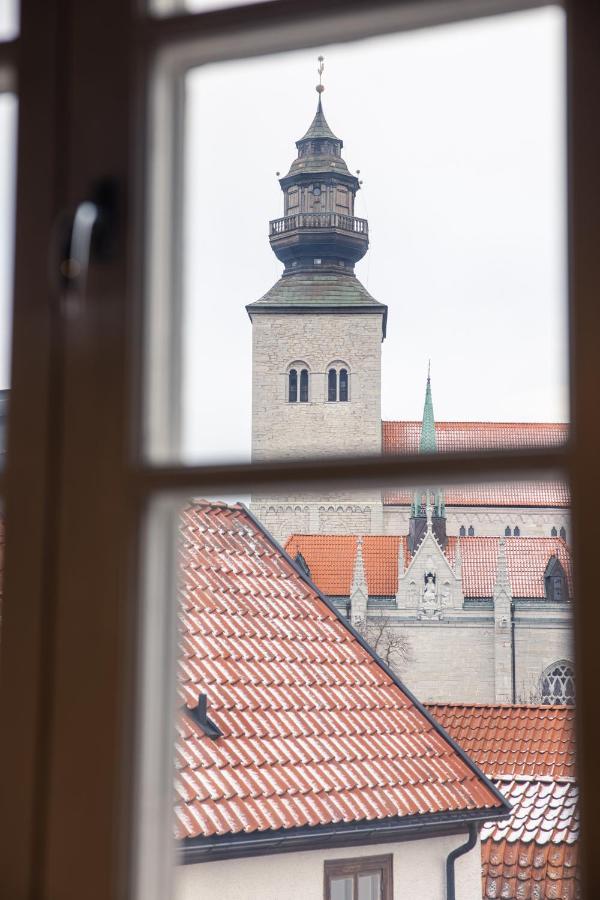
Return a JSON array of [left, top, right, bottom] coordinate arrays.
[[352, 611, 413, 674]]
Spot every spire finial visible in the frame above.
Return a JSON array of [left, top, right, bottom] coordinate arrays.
[[427, 359, 431, 380], [316, 56, 325, 95]]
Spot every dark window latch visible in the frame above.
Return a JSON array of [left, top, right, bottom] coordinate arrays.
[[55, 177, 119, 311]]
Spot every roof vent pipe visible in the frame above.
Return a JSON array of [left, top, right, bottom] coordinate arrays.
[[445, 823, 477, 900], [184, 692, 222, 740]]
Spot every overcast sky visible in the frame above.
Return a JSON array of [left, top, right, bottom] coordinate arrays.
[[183, 6, 567, 466]]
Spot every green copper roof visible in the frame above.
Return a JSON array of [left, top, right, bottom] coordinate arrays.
[[420, 374, 437, 453], [298, 97, 340, 143], [248, 271, 385, 309], [411, 371, 445, 519]]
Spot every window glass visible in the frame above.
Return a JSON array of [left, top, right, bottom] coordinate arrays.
[[339, 367, 348, 401], [328, 368, 337, 402], [330, 877, 353, 900], [299, 368, 309, 402], [0, 90, 16, 464], [146, 7, 568, 466], [142, 470, 574, 896], [358, 873, 381, 900], [0, 0, 18, 40], [288, 368, 297, 402]]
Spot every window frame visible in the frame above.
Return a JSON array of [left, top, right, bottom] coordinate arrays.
[[324, 853, 393, 900], [0, 2, 599, 899]]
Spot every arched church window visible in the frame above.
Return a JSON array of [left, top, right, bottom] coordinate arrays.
[[540, 661, 575, 705], [459, 526, 466, 537], [328, 368, 337, 402], [560, 526, 567, 540], [468, 525, 474, 536], [505, 526, 511, 536], [551, 526, 558, 537], [514, 526, 520, 536], [299, 369, 309, 403], [288, 369, 297, 403], [339, 368, 349, 402]]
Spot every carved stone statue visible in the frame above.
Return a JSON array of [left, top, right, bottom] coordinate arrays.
[[423, 573, 436, 601], [421, 572, 438, 617]]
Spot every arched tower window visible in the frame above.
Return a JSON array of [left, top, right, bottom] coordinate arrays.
[[514, 526, 520, 537], [459, 526, 466, 537], [541, 661, 575, 704], [299, 368, 309, 402], [551, 526, 558, 537], [328, 368, 337, 402], [505, 526, 511, 536], [326, 361, 350, 402], [560, 526, 567, 540], [339, 368, 349, 402], [468, 525, 475, 536], [288, 369, 298, 403]]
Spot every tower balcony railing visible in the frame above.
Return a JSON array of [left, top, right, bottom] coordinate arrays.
[[269, 212, 369, 237]]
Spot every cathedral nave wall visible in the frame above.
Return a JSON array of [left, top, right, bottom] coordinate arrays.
[[512, 613, 573, 701], [393, 619, 496, 704]]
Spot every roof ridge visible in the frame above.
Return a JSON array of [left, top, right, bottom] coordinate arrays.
[[427, 702, 575, 710], [382, 419, 569, 428], [494, 773, 578, 785]]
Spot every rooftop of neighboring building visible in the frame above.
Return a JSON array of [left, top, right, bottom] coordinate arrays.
[[425, 703, 579, 900], [284, 533, 572, 600], [382, 402, 569, 510], [426, 703, 576, 778], [175, 501, 508, 858]]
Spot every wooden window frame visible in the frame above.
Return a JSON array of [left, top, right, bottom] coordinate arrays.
[[0, 1, 599, 899], [324, 853, 393, 900]]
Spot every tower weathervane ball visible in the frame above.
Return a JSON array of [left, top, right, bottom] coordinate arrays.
[[316, 55, 325, 94]]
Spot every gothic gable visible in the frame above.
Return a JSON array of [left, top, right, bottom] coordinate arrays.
[[396, 527, 464, 617]]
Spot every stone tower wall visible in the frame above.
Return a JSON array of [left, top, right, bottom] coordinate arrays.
[[251, 312, 383, 461]]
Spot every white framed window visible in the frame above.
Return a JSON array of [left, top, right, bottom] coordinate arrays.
[[0, 3, 598, 900]]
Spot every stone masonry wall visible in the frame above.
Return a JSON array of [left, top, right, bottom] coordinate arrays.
[[397, 620, 496, 703], [251, 312, 383, 461], [375, 609, 572, 704]]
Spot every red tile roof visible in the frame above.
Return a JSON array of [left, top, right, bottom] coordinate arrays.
[[175, 502, 505, 843], [285, 534, 410, 596], [383, 481, 570, 508], [481, 776, 579, 900], [425, 705, 579, 899], [284, 534, 572, 600], [382, 420, 569, 454], [426, 705, 576, 778], [446, 536, 572, 599], [382, 421, 569, 508]]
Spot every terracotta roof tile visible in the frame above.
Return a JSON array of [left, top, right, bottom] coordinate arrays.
[[382, 421, 569, 508], [425, 704, 580, 898], [285, 534, 572, 600], [426, 704, 576, 778], [176, 502, 504, 842], [382, 420, 569, 454], [481, 777, 580, 900], [446, 536, 573, 599]]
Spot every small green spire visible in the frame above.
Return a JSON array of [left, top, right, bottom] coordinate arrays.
[[420, 361, 437, 454], [411, 365, 442, 517]]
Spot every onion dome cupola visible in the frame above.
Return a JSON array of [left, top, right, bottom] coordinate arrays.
[[269, 56, 369, 272]]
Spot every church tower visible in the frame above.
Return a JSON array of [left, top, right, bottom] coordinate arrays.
[[247, 60, 387, 542], [247, 59, 387, 465]]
